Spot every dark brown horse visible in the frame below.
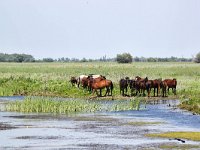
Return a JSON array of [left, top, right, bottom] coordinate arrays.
[[128, 79, 136, 96], [119, 77, 129, 96], [70, 77, 78, 86], [88, 78, 113, 97], [146, 80, 153, 97], [135, 76, 148, 96], [81, 77, 89, 89], [163, 78, 177, 95]]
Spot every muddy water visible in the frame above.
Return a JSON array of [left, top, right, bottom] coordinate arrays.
[[0, 97, 200, 149]]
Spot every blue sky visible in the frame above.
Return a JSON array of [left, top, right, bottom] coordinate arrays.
[[0, 0, 200, 59]]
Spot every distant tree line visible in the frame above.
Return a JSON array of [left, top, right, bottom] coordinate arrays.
[[0, 53, 35, 62], [133, 56, 192, 62], [0, 52, 197, 63]]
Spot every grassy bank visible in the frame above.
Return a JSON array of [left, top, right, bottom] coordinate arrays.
[[0, 62, 200, 113], [146, 132, 200, 141]]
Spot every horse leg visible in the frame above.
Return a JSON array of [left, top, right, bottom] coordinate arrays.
[[143, 89, 145, 96], [99, 89, 102, 97], [104, 87, 109, 97], [168, 87, 170, 94], [157, 87, 158, 97], [154, 88, 156, 97], [173, 87, 176, 95]]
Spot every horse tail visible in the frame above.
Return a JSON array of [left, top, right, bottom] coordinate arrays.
[[110, 81, 114, 90], [109, 81, 114, 96], [77, 77, 81, 88]]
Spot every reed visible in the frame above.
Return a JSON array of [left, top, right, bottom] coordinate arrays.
[[5, 97, 142, 114]]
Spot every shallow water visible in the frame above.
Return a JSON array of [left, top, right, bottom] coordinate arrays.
[[0, 97, 200, 149]]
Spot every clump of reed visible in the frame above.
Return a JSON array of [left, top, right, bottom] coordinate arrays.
[[5, 97, 101, 114], [5, 97, 142, 114]]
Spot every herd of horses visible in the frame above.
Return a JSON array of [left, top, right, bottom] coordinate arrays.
[[70, 74, 177, 97]]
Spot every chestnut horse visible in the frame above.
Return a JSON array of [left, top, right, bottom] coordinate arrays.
[[152, 79, 162, 97], [87, 76, 106, 95], [77, 74, 103, 88], [160, 80, 168, 97], [163, 78, 177, 95], [88, 78, 113, 97]]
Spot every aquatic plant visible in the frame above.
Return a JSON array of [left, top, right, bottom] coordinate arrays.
[[5, 97, 142, 114]]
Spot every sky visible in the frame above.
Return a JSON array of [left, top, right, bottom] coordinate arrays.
[[0, 0, 200, 59]]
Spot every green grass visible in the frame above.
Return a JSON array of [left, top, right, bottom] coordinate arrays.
[[0, 62, 200, 113], [146, 132, 200, 141]]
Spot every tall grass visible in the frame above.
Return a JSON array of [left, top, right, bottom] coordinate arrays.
[[5, 97, 142, 114]]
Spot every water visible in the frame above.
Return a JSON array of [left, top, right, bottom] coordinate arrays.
[[0, 97, 200, 149]]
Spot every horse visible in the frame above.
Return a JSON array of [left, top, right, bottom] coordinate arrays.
[[88, 78, 113, 97], [163, 78, 177, 95], [70, 76, 78, 86], [145, 80, 153, 97], [77, 75, 88, 88], [81, 77, 90, 89], [135, 76, 148, 96], [151, 78, 162, 97], [87, 76, 106, 95], [128, 79, 136, 96], [119, 77, 129, 96], [160, 80, 168, 97]]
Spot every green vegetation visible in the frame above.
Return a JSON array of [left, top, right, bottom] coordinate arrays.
[[0, 62, 199, 114], [158, 144, 200, 150], [5, 97, 141, 114], [0, 53, 35, 62], [5, 97, 101, 113], [194, 51, 200, 63], [116, 52, 133, 63], [146, 132, 200, 141], [125, 121, 163, 126]]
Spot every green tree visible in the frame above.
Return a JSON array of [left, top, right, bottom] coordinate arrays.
[[194, 52, 200, 63], [116, 53, 133, 63]]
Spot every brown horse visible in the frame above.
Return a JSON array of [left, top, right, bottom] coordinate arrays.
[[146, 80, 153, 97], [87, 76, 106, 95], [128, 79, 136, 96], [81, 77, 89, 89], [135, 76, 148, 96], [77, 75, 88, 88], [163, 78, 177, 95], [119, 77, 129, 96], [152, 79, 162, 97], [160, 80, 168, 97], [70, 77, 78, 86], [88, 78, 113, 97]]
